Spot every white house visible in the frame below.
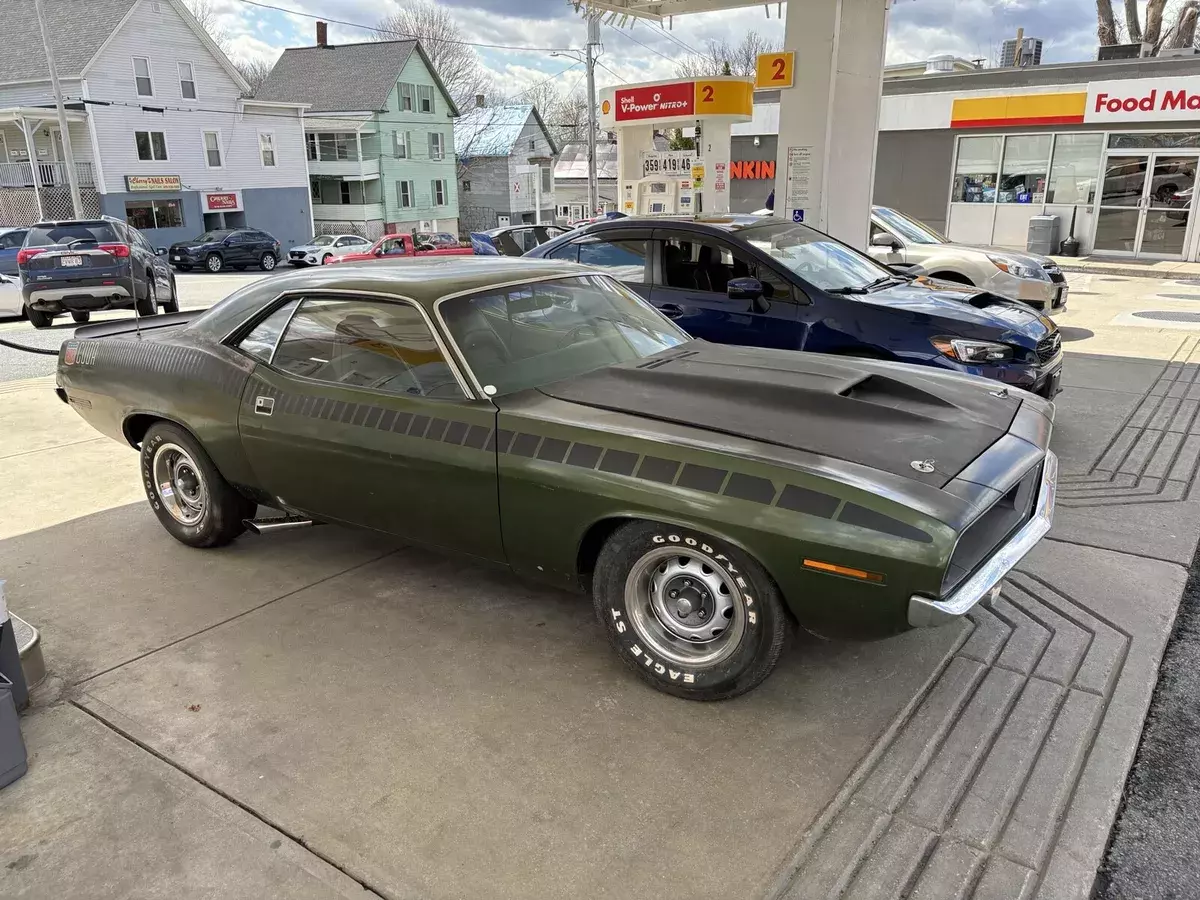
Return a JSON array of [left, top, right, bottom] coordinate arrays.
[[0, 0, 312, 248]]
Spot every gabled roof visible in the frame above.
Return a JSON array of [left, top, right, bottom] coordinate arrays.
[[255, 40, 459, 116], [554, 142, 618, 180], [0, 0, 249, 93], [0, 0, 136, 84], [454, 104, 559, 158]]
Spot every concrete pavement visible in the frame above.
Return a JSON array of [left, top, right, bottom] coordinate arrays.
[[0, 271, 1197, 899]]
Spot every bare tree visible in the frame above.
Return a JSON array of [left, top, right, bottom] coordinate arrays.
[[674, 31, 782, 79], [1100, 0, 1200, 52], [374, 1, 486, 110], [184, 0, 231, 53], [235, 57, 274, 94]]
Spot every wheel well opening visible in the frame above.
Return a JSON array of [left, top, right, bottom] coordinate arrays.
[[929, 271, 973, 285], [576, 516, 632, 590], [123, 413, 160, 448]]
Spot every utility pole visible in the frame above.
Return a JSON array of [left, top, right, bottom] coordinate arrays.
[[33, 0, 82, 218], [585, 13, 600, 217]]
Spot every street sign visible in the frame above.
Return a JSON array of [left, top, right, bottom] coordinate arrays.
[[756, 52, 796, 90], [792, 209, 804, 223]]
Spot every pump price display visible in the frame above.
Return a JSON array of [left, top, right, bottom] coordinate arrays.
[[640, 150, 695, 178]]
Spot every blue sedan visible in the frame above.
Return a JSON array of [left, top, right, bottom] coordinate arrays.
[[526, 215, 1062, 398]]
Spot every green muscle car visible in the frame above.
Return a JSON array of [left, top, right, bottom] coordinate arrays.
[[55, 257, 1057, 700]]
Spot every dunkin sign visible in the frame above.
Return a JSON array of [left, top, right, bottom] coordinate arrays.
[[1086, 75, 1200, 122]]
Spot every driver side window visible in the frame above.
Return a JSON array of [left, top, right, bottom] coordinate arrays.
[[268, 297, 464, 399], [659, 237, 750, 294]]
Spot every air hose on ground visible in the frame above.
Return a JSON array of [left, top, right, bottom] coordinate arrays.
[[0, 337, 58, 356]]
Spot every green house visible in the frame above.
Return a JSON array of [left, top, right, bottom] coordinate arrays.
[[256, 34, 460, 240]]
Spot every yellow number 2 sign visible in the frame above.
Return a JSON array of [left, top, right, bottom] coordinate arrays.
[[755, 51, 795, 90]]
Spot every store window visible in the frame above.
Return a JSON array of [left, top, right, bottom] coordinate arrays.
[[1047, 134, 1104, 204], [125, 198, 184, 230], [1109, 133, 1200, 149], [951, 135, 1002, 203], [997, 134, 1051, 203]]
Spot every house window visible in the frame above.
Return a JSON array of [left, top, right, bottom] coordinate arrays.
[[340, 182, 351, 204], [133, 56, 153, 96], [135, 131, 168, 161], [399, 83, 414, 111], [310, 179, 321, 202], [178, 62, 196, 99], [541, 166, 552, 194], [259, 131, 277, 167], [125, 198, 184, 229], [557, 204, 570, 217], [398, 180, 413, 208], [202, 130, 222, 168], [393, 131, 409, 159], [432, 178, 447, 206], [530, 139, 536, 151], [306, 133, 317, 161], [317, 133, 356, 161], [462, 180, 471, 192], [417, 85, 434, 113], [428, 132, 444, 160]]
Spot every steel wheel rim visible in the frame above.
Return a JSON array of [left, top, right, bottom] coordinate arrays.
[[624, 546, 746, 667], [152, 442, 207, 525]]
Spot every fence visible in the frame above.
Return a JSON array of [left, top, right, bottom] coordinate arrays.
[[312, 219, 386, 241], [0, 161, 95, 189], [0, 188, 100, 225]]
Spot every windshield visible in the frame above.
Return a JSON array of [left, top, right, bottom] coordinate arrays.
[[873, 207, 947, 245], [26, 222, 117, 247], [308, 235, 335, 246], [194, 231, 232, 242], [739, 221, 894, 292], [439, 274, 688, 396]]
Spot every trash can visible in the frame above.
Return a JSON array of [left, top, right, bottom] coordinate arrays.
[[0, 672, 26, 789], [1027, 215, 1059, 256]]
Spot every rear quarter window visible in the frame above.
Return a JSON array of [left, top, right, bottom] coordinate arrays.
[[26, 222, 118, 247]]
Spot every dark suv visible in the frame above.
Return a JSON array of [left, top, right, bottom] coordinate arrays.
[[168, 228, 281, 273], [18, 218, 178, 328]]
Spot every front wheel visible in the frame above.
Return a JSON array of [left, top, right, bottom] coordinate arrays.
[[593, 521, 788, 700], [71, 311, 91, 324], [205, 253, 223, 273], [259, 252, 277, 271], [141, 422, 255, 548]]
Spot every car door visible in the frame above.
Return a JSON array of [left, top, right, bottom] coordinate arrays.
[[566, 231, 653, 300], [234, 293, 503, 561], [648, 230, 803, 349]]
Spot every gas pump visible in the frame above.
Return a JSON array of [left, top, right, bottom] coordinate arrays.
[[600, 77, 753, 217]]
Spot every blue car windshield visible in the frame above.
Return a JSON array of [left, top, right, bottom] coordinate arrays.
[[740, 221, 893, 292]]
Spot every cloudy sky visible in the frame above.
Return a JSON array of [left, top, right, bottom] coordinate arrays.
[[207, 0, 1144, 95]]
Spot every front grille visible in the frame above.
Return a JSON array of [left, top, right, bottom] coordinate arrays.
[[1036, 332, 1062, 364], [289, 250, 304, 258], [942, 462, 1042, 595]]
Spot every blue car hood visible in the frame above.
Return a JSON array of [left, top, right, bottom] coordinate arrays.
[[861, 280, 1054, 348]]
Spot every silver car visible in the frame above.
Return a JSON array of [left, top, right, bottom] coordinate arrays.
[[867, 206, 1068, 314], [286, 234, 371, 267]]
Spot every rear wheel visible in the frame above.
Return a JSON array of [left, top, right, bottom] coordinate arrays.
[[70, 311, 91, 324], [593, 521, 788, 700], [140, 422, 255, 548], [259, 252, 277, 271], [136, 279, 157, 316], [205, 253, 223, 273], [162, 275, 180, 313], [25, 307, 53, 329]]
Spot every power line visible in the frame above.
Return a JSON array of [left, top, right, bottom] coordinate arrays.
[[232, 0, 580, 54], [603, 21, 678, 64]]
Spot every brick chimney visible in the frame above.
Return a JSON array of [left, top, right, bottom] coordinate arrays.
[[475, 94, 485, 108], [316, 21, 328, 47]]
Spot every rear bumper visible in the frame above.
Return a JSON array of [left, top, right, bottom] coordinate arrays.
[[23, 282, 133, 311], [908, 450, 1057, 627]]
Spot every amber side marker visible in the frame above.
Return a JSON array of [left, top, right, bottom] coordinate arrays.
[[802, 559, 885, 583]]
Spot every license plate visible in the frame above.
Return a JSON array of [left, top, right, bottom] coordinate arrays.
[[1053, 285, 1068, 309], [59, 256, 82, 267], [1045, 368, 1063, 398], [172, 255, 181, 261]]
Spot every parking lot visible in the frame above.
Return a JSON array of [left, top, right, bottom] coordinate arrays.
[[1, 271, 1198, 899]]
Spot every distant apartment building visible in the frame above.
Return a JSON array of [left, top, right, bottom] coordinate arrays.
[[1001, 37, 1044, 68]]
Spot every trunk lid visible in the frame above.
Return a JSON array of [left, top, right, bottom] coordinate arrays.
[[537, 343, 1022, 488]]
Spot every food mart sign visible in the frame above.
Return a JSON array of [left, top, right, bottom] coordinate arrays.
[[1086, 75, 1200, 122]]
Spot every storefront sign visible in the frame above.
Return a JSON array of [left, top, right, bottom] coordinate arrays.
[[729, 160, 776, 179], [639, 150, 695, 178], [203, 191, 242, 212], [1086, 76, 1200, 122], [614, 82, 694, 121], [755, 51, 795, 90], [126, 175, 182, 192], [951, 93, 1086, 129]]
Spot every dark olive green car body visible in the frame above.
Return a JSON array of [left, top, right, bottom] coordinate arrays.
[[56, 257, 1056, 641]]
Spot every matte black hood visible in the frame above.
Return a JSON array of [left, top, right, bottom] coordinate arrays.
[[539, 343, 1022, 488]]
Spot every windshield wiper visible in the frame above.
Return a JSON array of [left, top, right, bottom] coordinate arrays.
[[862, 274, 903, 290], [826, 285, 869, 295]]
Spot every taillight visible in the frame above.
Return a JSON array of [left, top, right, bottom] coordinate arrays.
[[16, 248, 43, 265], [98, 243, 131, 258]]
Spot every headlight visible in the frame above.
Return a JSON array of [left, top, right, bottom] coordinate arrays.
[[988, 254, 1047, 280], [931, 337, 1014, 363]]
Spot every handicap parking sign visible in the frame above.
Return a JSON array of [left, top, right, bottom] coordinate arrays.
[[792, 209, 804, 223]]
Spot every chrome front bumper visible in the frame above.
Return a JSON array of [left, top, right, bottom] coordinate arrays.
[[908, 451, 1058, 628]]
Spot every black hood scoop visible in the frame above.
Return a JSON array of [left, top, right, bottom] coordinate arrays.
[[538, 344, 1021, 487]]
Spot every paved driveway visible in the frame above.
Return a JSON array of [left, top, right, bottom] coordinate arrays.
[[0, 273, 1194, 900]]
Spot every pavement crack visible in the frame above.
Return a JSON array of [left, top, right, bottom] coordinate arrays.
[[1042, 536, 1190, 570]]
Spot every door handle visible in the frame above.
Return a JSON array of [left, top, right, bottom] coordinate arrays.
[[659, 303, 684, 318], [254, 396, 275, 416]]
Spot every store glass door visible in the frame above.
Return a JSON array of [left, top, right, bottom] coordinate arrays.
[[1094, 153, 1197, 258]]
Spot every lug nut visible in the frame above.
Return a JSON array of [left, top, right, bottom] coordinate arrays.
[[669, 590, 678, 599], [699, 610, 707, 618]]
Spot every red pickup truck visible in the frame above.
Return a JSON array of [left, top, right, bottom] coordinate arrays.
[[325, 233, 473, 264]]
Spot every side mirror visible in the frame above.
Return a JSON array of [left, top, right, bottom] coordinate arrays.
[[156, 247, 168, 255], [727, 276, 763, 301], [870, 232, 900, 249], [373, 247, 384, 256]]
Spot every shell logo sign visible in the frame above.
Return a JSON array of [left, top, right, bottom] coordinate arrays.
[[600, 77, 753, 127], [601, 99, 611, 115]]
